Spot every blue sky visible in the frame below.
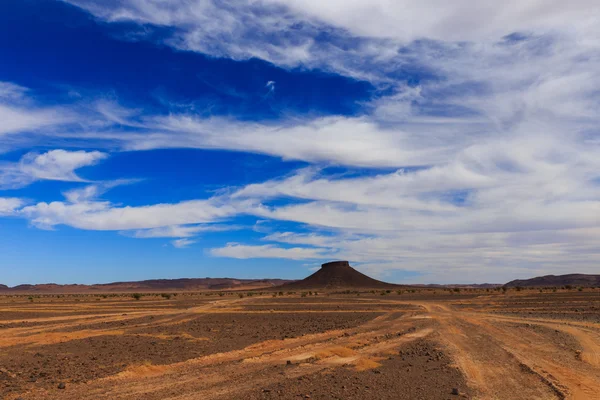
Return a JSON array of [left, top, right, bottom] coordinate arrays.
[[1, 0, 599, 286]]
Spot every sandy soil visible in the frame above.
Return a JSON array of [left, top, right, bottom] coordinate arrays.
[[1, 289, 600, 399]]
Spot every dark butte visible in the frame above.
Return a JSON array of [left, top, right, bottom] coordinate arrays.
[[280, 260, 402, 289]]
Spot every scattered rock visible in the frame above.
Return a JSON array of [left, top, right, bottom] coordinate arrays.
[[58, 382, 66, 389], [452, 387, 460, 395]]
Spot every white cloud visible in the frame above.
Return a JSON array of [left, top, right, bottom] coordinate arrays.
[[20, 197, 245, 231], [118, 114, 461, 168], [19, 150, 107, 181], [0, 104, 70, 139], [0, 197, 24, 216], [0, 82, 74, 143], [63, 0, 600, 83], [210, 243, 333, 260], [0, 149, 108, 189], [267, 0, 600, 42], [172, 238, 197, 248], [129, 224, 239, 238], [0, 82, 28, 100]]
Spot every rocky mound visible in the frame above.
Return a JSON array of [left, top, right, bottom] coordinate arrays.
[[280, 261, 400, 289], [504, 274, 600, 288]]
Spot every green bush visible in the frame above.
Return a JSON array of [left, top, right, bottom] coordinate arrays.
[[132, 293, 142, 300]]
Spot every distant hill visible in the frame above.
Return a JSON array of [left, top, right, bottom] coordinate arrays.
[[0, 278, 294, 293], [504, 274, 600, 288], [280, 261, 401, 289], [414, 283, 502, 289]]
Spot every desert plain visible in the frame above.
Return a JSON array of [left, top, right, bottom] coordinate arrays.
[[1, 289, 600, 399]]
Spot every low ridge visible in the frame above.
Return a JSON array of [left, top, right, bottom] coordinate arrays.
[[0, 278, 294, 293], [280, 261, 401, 289], [504, 273, 600, 288]]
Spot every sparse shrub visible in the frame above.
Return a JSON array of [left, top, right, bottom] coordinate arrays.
[[238, 293, 244, 298], [218, 292, 224, 297], [246, 292, 254, 297], [272, 293, 277, 297], [565, 285, 573, 290], [308, 291, 313, 296], [101, 294, 108, 299], [161, 293, 172, 300], [278, 291, 284, 296], [453, 288, 461, 293], [301, 292, 307, 297], [132, 293, 142, 300], [396, 290, 403, 295], [578, 287, 583, 292], [385, 290, 391, 294], [502, 287, 507, 293], [28, 296, 33, 302]]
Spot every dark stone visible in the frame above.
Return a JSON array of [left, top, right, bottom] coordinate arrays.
[[452, 387, 460, 395], [58, 382, 66, 389]]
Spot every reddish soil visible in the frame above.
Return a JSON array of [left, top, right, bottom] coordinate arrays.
[[2, 289, 600, 399]]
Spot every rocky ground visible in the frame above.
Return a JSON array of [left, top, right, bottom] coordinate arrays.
[[1, 289, 600, 399]]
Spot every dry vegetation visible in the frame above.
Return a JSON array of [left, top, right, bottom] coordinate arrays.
[[1, 287, 600, 399]]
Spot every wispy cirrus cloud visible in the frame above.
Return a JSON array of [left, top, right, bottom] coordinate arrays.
[[128, 223, 241, 238], [171, 238, 197, 248], [210, 243, 334, 260]]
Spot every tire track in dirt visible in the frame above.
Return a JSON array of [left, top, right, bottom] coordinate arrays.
[[424, 302, 600, 400], [421, 303, 560, 400], [464, 315, 600, 399]]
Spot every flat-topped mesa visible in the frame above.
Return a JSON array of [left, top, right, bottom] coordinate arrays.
[[321, 261, 350, 269], [279, 260, 401, 289]]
